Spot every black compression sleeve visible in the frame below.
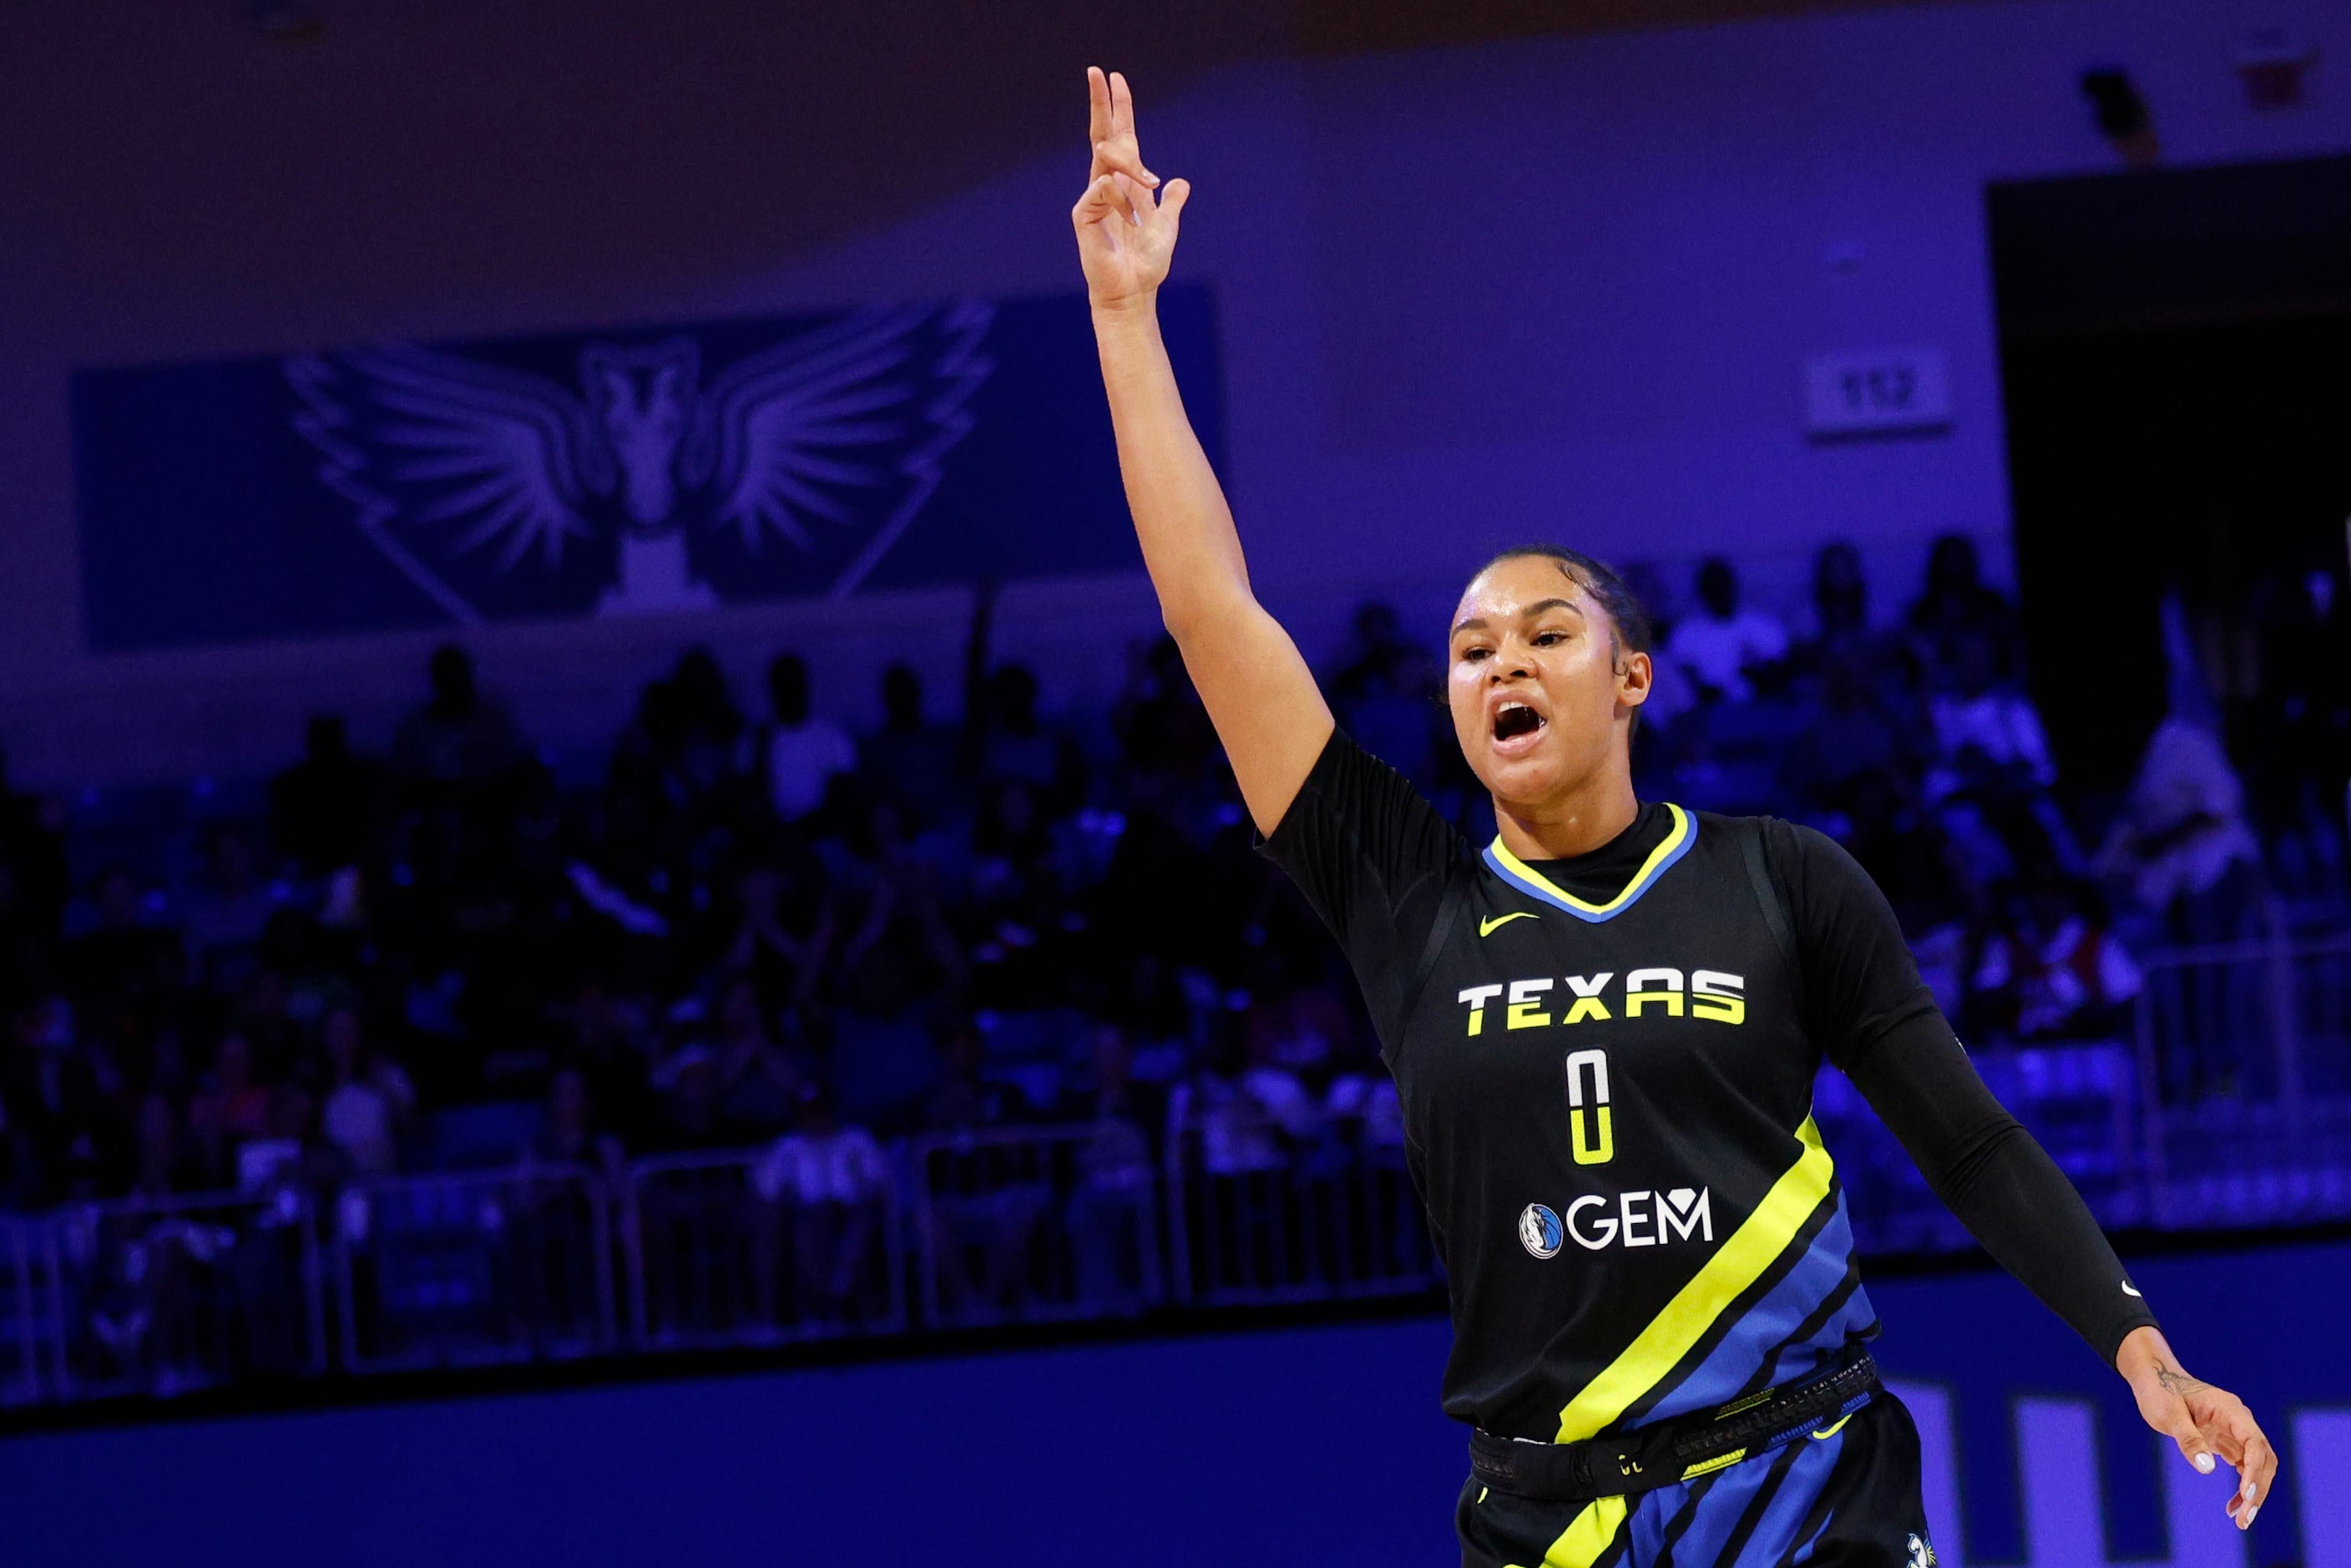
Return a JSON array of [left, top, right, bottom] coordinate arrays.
[[1765, 820, 2159, 1364], [1843, 1011, 2158, 1364]]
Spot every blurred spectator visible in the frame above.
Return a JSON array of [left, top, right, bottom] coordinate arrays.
[[669, 648, 746, 796], [188, 1032, 272, 1185], [1616, 564, 1694, 734], [1924, 636, 2056, 799], [0, 532, 2335, 1250], [63, 867, 180, 1016], [719, 857, 832, 1014], [557, 976, 655, 1150], [761, 653, 856, 824], [3, 988, 115, 1205], [1060, 1024, 1159, 1310], [2098, 714, 2265, 945], [524, 1067, 626, 1175], [318, 1008, 415, 1177], [1803, 541, 1873, 661], [235, 1082, 326, 1196], [393, 645, 524, 792], [1176, 1013, 1316, 1176], [2245, 564, 2351, 852], [1243, 950, 1353, 1078], [1906, 534, 2019, 688], [1971, 862, 2141, 1042], [1780, 657, 1918, 814], [1114, 635, 1218, 789], [1664, 557, 1788, 705], [860, 663, 960, 827], [652, 1044, 726, 1151], [751, 1086, 889, 1318], [832, 941, 941, 1135], [1330, 603, 1445, 790], [711, 976, 804, 1140], [976, 664, 1085, 806], [269, 715, 388, 876], [130, 1091, 200, 1197], [185, 826, 281, 989], [926, 1021, 1019, 1134], [0, 740, 68, 939]]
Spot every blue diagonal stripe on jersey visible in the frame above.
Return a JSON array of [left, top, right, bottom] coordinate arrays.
[[1657, 1438, 1807, 1568], [1733, 1424, 1850, 1567], [1634, 1192, 1872, 1428]]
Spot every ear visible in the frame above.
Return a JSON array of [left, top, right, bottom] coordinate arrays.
[[1616, 649, 1653, 711]]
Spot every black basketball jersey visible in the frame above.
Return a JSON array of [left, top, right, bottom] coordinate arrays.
[[1261, 730, 2151, 1446]]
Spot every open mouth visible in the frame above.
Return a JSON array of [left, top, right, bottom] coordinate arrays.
[[1493, 701, 1545, 745]]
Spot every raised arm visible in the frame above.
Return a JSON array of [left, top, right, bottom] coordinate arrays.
[[1073, 68, 1332, 836]]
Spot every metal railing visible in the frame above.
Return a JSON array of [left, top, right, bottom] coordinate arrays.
[[627, 1145, 905, 1350], [47, 1187, 324, 1401], [909, 1120, 1163, 1327], [336, 1166, 618, 1372], [2136, 930, 2351, 1228], [0, 1214, 58, 1405], [2, 936, 2347, 1412], [1163, 1096, 1438, 1307]]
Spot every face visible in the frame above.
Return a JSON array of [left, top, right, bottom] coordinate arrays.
[[1447, 557, 1650, 809]]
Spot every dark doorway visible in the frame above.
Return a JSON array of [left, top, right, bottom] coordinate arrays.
[[1990, 157, 2351, 829]]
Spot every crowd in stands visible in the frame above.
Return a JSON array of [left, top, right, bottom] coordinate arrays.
[[0, 537, 2339, 1215]]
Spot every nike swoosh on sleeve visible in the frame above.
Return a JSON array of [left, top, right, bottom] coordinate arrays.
[[1479, 913, 1538, 937], [2122, 1282, 2143, 1297]]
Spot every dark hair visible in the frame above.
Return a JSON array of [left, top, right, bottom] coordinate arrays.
[[1474, 545, 1655, 659]]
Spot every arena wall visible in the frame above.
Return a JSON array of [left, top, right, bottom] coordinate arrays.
[[1, 0, 2346, 786]]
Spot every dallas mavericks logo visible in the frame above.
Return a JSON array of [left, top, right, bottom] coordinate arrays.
[[284, 303, 993, 622], [1906, 1530, 1936, 1567], [1519, 1203, 1564, 1259]]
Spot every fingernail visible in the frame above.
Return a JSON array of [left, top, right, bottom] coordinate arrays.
[[2242, 1504, 2258, 1528], [2194, 1453, 2215, 1473]]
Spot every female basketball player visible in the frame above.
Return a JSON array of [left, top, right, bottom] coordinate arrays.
[[1073, 68, 2276, 1566]]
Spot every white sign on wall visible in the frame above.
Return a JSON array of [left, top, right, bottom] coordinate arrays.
[[1804, 347, 1951, 438]]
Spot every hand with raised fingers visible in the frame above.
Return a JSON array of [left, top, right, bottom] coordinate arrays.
[[2117, 1327, 2277, 1532], [1071, 67, 1191, 312]]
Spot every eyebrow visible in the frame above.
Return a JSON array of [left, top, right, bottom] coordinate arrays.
[[1451, 599, 1585, 636]]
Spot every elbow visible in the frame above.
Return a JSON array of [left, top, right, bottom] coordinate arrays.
[[1158, 587, 1249, 650], [1157, 599, 1208, 650]]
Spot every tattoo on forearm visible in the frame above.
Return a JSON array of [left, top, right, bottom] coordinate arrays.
[[2153, 1360, 2210, 1399]]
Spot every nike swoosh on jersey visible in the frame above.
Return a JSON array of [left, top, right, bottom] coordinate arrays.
[[2122, 1282, 2143, 1297], [1479, 912, 1539, 937]]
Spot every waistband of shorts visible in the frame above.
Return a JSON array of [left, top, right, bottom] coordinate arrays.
[[1469, 1345, 1880, 1503]]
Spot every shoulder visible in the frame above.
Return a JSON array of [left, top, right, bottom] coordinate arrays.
[[1263, 728, 1472, 861], [1690, 812, 1869, 893]]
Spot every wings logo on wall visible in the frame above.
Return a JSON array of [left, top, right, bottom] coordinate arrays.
[[282, 302, 994, 623]]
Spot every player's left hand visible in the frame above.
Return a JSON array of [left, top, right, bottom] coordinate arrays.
[[2116, 1325, 2276, 1530]]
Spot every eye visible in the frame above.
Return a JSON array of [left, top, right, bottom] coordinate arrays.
[[1533, 630, 1569, 647], [1459, 646, 1491, 663]]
